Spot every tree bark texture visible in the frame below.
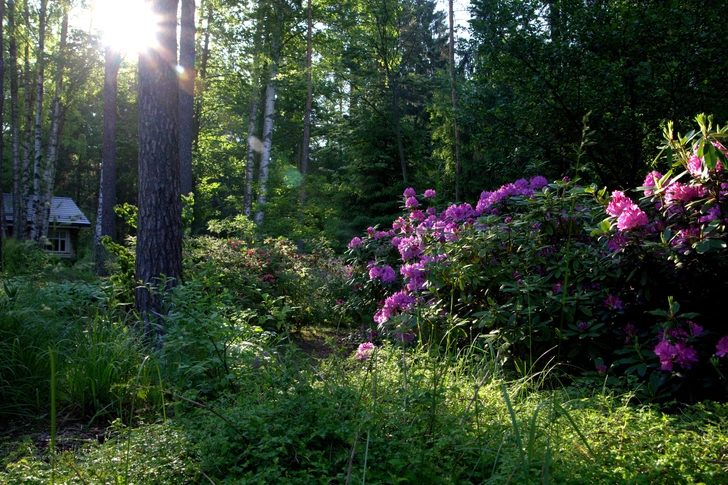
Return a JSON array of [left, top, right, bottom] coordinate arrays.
[[243, 97, 258, 218], [178, 0, 195, 196], [19, 2, 32, 241], [254, 68, 278, 226], [0, 0, 7, 243], [254, 16, 281, 227], [449, 0, 461, 201], [9, 0, 23, 239], [136, 0, 182, 333], [95, 46, 122, 275], [30, 0, 47, 242], [40, 5, 68, 239]]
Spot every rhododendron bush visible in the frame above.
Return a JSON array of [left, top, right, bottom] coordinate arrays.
[[346, 115, 728, 401]]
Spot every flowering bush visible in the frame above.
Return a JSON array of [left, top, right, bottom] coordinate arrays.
[[345, 115, 728, 401]]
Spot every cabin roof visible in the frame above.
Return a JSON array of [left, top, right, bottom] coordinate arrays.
[[3, 194, 92, 227]]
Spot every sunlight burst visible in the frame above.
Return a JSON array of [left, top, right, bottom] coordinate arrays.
[[93, 0, 159, 54]]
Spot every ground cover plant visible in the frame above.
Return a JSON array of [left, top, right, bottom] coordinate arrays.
[[2, 117, 728, 484]]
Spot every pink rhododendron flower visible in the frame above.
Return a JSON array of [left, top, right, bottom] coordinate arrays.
[[606, 190, 632, 217], [604, 294, 623, 310], [616, 203, 648, 231], [687, 320, 703, 337], [642, 171, 663, 196], [403, 187, 416, 197], [607, 233, 629, 252], [423, 189, 436, 198], [355, 342, 375, 361], [405, 196, 419, 208], [688, 155, 703, 177], [410, 210, 425, 222], [665, 182, 706, 205], [373, 291, 416, 324], [716, 336, 728, 358], [674, 341, 699, 369], [348, 237, 362, 248], [397, 236, 422, 260], [654, 339, 677, 371], [530, 175, 549, 190]]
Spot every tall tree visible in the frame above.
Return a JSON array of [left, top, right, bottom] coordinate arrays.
[[299, 0, 314, 220], [178, 0, 195, 195], [448, 0, 461, 201], [253, 2, 284, 226], [0, 0, 6, 252], [94, 45, 123, 275], [40, 1, 70, 239], [136, 0, 182, 335], [9, 0, 23, 240], [30, 0, 47, 242], [19, 0, 32, 241]]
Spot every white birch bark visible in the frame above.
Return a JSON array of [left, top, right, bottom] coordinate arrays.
[[243, 98, 258, 218], [30, 0, 47, 242], [40, 8, 68, 239], [254, 72, 277, 226]]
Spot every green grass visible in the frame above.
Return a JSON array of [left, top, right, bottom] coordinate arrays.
[[2, 343, 727, 484], [1, 267, 727, 484]]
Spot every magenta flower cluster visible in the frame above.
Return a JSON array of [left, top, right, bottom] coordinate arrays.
[[350, 180, 553, 335], [603, 135, 728, 372], [355, 342, 375, 361]]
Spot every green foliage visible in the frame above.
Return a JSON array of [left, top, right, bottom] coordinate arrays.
[[1, 238, 51, 277], [464, 0, 728, 193], [0, 279, 149, 424], [101, 235, 136, 302]]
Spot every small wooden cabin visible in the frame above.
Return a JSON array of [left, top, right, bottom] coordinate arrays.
[[3, 194, 92, 258]]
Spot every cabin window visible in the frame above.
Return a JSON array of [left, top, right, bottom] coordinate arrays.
[[47, 229, 71, 255]]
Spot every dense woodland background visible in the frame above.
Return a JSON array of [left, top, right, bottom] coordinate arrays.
[[0, 0, 726, 252]]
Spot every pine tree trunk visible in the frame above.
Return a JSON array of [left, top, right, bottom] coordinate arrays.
[[9, 0, 22, 240], [136, 0, 182, 338], [178, 0, 195, 196], [30, 0, 47, 242], [449, 0, 461, 201], [40, 5, 68, 239], [95, 46, 122, 275]]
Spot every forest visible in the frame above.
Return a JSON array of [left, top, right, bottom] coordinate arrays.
[[1, 0, 728, 483]]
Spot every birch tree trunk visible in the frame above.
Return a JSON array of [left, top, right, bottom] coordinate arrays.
[[243, 98, 258, 218], [40, 4, 69, 239], [253, 15, 281, 227], [30, 0, 47, 242], [243, 0, 265, 219], [95, 46, 122, 275], [253, 64, 278, 226], [178, 0, 195, 196], [19, 1, 32, 241]]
